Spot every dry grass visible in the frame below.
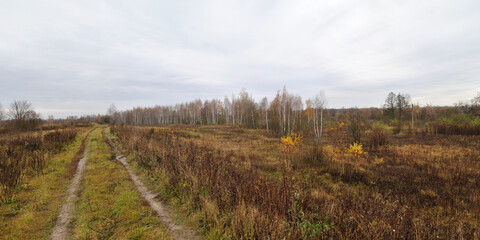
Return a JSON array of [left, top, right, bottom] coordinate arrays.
[[112, 124, 480, 239], [72, 128, 173, 239], [0, 127, 92, 239]]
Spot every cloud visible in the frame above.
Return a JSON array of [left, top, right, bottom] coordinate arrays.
[[0, 0, 479, 117]]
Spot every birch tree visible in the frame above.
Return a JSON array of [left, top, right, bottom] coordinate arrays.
[[313, 91, 327, 140], [107, 103, 118, 124], [224, 96, 232, 125], [292, 95, 303, 131], [305, 99, 314, 126], [0, 103, 4, 121], [260, 97, 269, 132]]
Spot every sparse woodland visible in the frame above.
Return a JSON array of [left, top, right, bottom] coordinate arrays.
[[107, 88, 480, 138]]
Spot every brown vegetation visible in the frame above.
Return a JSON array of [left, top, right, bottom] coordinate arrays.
[[0, 129, 79, 201], [111, 124, 480, 239]]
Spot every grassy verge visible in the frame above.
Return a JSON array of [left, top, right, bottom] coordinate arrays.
[[72, 127, 173, 239], [0, 127, 92, 239]]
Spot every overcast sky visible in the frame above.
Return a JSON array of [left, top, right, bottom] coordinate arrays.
[[1, 0, 479, 118]]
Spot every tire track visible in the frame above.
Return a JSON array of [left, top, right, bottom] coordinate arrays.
[[50, 129, 93, 240], [105, 132, 201, 240]]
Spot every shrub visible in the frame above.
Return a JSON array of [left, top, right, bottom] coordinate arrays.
[[347, 120, 365, 144], [0, 129, 77, 202], [366, 122, 388, 150], [5, 119, 42, 131], [43, 130, 77, 152], [347, 142, 365, 159], [302, 145, 332, 167], [0, 146, 25, 201], [432, 114, 480, 135]]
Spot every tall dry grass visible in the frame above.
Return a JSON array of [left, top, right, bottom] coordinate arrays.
[[112, 125, 479, 239], [0, 129, 77, 201]]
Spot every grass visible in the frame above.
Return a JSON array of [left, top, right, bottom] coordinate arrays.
[[111, 124, 480, 239], [112, 126, 300, 239], [156, 125, 284, 176], [72, 127, 173, 239], [0, 127, 91, 239], [104, 128, 201, 239]]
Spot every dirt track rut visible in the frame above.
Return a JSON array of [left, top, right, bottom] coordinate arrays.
[[50, 152, 88, 240], [107, 135, 201, 240]]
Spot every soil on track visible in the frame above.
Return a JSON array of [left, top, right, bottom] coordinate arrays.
[[50, 152, 88, 240], [106, 135, 201, 240]]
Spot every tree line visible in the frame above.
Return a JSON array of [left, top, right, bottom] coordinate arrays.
[[106, 87, 480, 136], [106, 86, 331, 138], [2, 90, 478, 135]]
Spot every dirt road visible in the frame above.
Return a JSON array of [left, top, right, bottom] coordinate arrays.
[[48, 128, 200, 240], [106, 135, 201, 240], [50, 153, 88, 240]]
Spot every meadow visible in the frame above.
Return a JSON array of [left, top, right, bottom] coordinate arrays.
[[110, 121, 480, 239], [1, 102, 479, 239]]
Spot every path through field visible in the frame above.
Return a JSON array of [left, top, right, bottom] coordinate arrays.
[[50, 152, 88, 240], [46, 127, 200, 240], [50, 129, 93, 240], [0, 127, 201, 239], [106, 135, 201, 240]]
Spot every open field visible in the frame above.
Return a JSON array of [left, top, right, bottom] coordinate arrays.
[[1, 117, 479, 239], [111, 124, 480, 239], [2, 1, 480, 239]]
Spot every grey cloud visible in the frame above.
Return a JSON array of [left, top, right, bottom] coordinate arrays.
[[0, 0, 479, 118]]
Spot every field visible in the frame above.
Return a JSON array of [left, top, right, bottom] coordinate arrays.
[[0, 124, 176, 239], [1, 121, 479, 239], [111, 124, 480, 239]]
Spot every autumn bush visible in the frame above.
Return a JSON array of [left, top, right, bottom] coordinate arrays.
[[43, 129, 77, 153], [432, 114, 480, 135], [366, 121, 388, 151], [301, 145, 333, 167], [5, 119, 42, 131], [281, 132, 303, 168], [347, 119, 365, 144], [0, 129, 78, 201]]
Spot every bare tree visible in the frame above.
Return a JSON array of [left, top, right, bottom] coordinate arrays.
[[260, 97, 269, 132], [8, 100, 37, 120], [231, 94, 236, 127], [224, 96, 232, 124], [313, 91, 327, 140], [473, 92, 480, 105], [0, 102, 4, 121], [411, 103, 420, 132], [384, 92, 396, 120], [107, 103, 118, 124], [292, 95, 303, 130], [281, 86, 288, 134], [472, 92, 480, 116], [396, 94, 411, 121]]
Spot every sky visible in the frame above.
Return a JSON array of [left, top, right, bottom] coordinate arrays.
[[0, 0, 479, 118]]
